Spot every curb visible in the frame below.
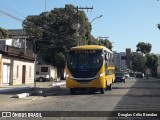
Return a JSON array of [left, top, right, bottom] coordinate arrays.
[[52, 82, 65, 86], [0, 81, 66, 98], [0, 87, 31, 93], [12, 93, 30, 98]]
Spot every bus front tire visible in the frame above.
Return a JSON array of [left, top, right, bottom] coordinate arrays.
[[70, 88, 75, 95], [100, 88, 105, 94], [108, 84, 112, 90]]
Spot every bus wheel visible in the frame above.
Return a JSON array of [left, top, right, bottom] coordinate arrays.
[[108, 84, 112, 90], [100, 88, 105, 94], [70, 88, 75, 95], [105, 82, 108, 91]]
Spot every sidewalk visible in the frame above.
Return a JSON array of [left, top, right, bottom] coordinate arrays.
[[0, 80, 66, 93]]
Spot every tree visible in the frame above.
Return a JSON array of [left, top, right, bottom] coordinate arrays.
[[88, 35, 98, 45], [0, 27, 9, 39], [98, 38, 112, 50], [23, 4, 92, 79], [103, 39, 112, 50], [130, 52, 147, 73], [146, 53, 158, 77], [136, 42, 152, 54], [157, 24, 160, 30], [23, 4, 92, 49]]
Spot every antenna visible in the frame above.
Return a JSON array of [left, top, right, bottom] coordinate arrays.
[[45, 0, 46, 11]]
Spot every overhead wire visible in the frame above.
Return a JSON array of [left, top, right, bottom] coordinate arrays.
[[0, 1, 97, 43], [0, 16, 20, 28], [0, 1, 26, 29], [72, 0, 81, 6], [0, 9, 23, 22], [0, 1, 26, 18], [84, 0, 109, 38], [0, 1, 99, 48]]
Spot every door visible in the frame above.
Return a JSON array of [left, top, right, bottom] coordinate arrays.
[[3, 64, 10, 85], [22, 65, 26, 84]]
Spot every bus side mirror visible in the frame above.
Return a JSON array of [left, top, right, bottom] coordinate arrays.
[[105, 54, 108, 61]]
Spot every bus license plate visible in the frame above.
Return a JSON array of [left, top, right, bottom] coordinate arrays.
[[80, 82, 88, 86]]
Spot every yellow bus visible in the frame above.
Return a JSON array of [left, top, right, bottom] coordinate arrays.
[[65, 45, 115, 94]]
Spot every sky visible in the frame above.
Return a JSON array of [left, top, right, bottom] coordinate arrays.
[[0, 0, 160, 53]]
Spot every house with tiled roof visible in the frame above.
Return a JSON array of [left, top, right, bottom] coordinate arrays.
[[0, 29, 35, 86]]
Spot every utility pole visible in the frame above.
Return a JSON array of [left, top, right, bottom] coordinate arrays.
[[73, 6, 93, 12], [98, 36, 109, 45], [71, 6, 93, 45]]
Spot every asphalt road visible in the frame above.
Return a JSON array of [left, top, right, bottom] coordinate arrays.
[[0, 77, 160, 120]]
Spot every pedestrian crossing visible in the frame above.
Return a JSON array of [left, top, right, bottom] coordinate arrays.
[[115, 96, 160, 111]]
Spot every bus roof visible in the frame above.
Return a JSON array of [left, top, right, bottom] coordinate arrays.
[[70, 45, 112, 53]]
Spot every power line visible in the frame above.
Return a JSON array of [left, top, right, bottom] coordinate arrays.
[[0, 9, 23, 22], [0, 1, 25, 26], [0, 16, 20, 27], [83, 0, 109, 37], [0, 1, 26, 18]]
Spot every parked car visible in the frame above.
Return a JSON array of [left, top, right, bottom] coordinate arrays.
[[124, 72, 130, 78], [36, 72, 50, 82], [135, 73, 144, 78], [115, 72, 125, 83], [36, 65, 57, 82], [129, 72, 136, 77]]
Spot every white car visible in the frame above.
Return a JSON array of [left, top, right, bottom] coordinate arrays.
[[124, 72, 130, 78]]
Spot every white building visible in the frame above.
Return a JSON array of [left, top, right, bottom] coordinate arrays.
[[0, 39, 35, 86], [119, 52, 126, 71]]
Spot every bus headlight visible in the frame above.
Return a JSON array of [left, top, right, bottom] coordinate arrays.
[[66, 74, 70, 78], [96, 73, 105, 78]]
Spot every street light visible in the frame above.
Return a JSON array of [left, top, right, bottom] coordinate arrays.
[[91, 15, 103, 24], [157, 24, 160, 30], [90, 15, 103, 44]]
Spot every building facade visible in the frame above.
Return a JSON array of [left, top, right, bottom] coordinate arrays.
[[157, 54, 160, 78], [113, 51, 126, 71], [126, 48, 131, 68], [8, 29, 58, 81], [0, 41, 35, 86]]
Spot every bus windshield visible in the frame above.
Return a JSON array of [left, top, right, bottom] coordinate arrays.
[[67, 50, 103, 70]]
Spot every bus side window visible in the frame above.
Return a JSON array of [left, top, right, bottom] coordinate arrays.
[[105, 60, 108, 74], [106, 69, 109, 75]]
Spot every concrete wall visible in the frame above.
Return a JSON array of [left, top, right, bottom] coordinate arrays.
[[36, 65, 57, 79], [0, 54, 2, 86], [12, 59, 34, 85], [2, 56, 34, 85], [50, 66, 57, 79]]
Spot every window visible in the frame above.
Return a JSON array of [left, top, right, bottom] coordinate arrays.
[[41, 67, 48, 72]]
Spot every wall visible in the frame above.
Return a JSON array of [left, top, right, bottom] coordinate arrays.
[[50, 66, 57, 79], [36, 65, 57, 79], [0, 54, 2, 86], [2, 56, 34, 85], [13, 59, 34, 85]]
